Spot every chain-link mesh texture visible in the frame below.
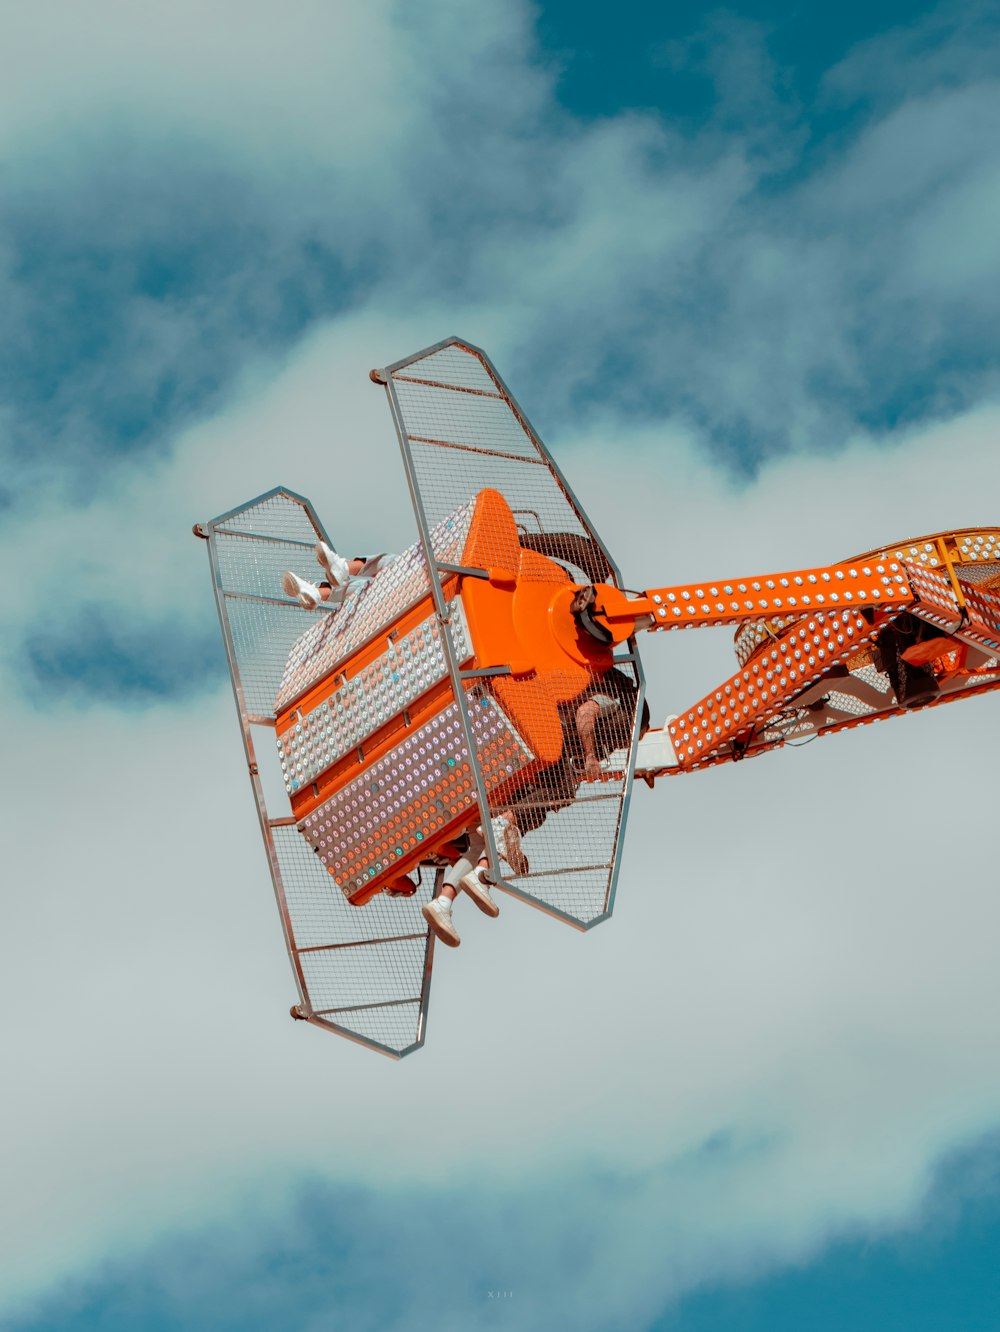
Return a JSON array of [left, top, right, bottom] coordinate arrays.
[[382, 338, 644, 927], [273, 826, 433, 1053], [204, 487, 433, 1057]]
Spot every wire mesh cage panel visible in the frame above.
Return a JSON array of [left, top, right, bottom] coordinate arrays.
[[272, 827, 433, 1055], [202, 487, 433, 1057], [378, 337, 646, 928]]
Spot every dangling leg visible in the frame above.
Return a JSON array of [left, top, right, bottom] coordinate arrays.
[[458, 825, 500, 918], [315, 541, 351, 586], [421, 835, 484, 946], [422, 875, 461, 947], [282, 570, 322, 609]]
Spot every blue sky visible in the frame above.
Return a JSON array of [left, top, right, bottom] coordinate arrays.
[[10, 1130, 1000, 1331], [3, 1, 1000, 1329], [9, 1127, 1000, 1331]]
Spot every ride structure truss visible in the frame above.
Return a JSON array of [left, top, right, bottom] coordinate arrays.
[[198, 337, 1000, 1058]]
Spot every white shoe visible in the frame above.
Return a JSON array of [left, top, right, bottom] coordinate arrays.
[[460, 869, 499, 918], [316, 541, 351, 586], [422, 897, 460, 947], [282, 571, 321, 609]]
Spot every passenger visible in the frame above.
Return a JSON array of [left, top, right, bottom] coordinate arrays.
[[281, 541, 395, 610], [518, 529, 613, 584], [501, 668, 649, 868], [875, 613, 941, 709], [281, 574, 334, 610], [421, 825, 500, 948], [564, 667, 648, 782]]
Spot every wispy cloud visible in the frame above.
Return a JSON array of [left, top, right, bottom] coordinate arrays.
[[3, 0, 1000, 1325], [9, 1130, 1000, 1331], [4, 0, 998, 505]]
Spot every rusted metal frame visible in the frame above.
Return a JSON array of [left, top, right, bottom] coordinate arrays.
[[668, 608, 884, 770], [506, 791, 623, 812], [314, 995, 423, 1016], [296, 932, 427, 955], [407, 434, 549, 466], [392, 373, 503, 399], [512, 863, 613, 881], [306, 1016, 404, 1060], [215, 528, 317, 549]]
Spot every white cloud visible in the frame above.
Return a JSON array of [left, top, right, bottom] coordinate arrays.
[[4, 320, 1000, 1325], [1, 1, 404, 172], [4, 0, 1000, 1325]]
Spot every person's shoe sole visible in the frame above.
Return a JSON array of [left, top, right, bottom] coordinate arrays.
[[504, 846, 529, 877], [460, 872, 500, 918], [422, 901, 461, 946]]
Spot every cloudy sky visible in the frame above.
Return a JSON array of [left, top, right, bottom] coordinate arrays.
[[3, 1, 1000, 1328]]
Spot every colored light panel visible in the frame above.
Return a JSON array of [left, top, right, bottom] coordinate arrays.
[[299, 696, 534, 899], [277, 601, 473, 794]]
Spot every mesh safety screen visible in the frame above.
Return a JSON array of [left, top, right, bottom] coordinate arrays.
[[273, 826, 433, 1055], [204, 487, 433, 1057], [382, 338, 645, 927]]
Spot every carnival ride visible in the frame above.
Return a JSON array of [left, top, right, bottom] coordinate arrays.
[[196, 338, 1000, 1058]]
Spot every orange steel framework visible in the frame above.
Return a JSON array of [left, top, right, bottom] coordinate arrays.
[[201, 335, 1000, 1058], [274, 490, 1000, 904]]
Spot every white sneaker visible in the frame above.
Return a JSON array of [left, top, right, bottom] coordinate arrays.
[[316, 541, 351, 586], [460, 869, 500, 918], [282, 571, 321, 610], [422, 897, 460, 947]]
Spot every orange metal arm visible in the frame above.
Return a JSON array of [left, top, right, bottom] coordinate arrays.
[[590, 556, 914, 641], [666, 605, 882, 768]]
